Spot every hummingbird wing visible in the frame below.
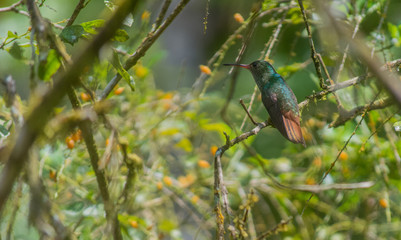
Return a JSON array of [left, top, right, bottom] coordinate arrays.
[[261, 90, 306, 147]]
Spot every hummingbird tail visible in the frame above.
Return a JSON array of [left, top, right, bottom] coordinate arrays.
[[281, 114, 306, 147]]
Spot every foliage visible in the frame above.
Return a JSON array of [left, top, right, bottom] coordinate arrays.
[[0, 0, 401, 239]]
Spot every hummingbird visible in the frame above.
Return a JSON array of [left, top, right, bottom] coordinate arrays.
[[224, 60, 306, 146]]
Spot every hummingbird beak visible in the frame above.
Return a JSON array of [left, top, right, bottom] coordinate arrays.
[[223, 63, 250, 69]]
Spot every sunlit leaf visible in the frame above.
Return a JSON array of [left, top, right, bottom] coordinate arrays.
[[38, 49, 61, 81], [7, 31, 18, 39], [112, 29, 129, 42], [159, 128, 180, 136], [201, 122, 231, 134], [175, 138, 192, 152], [81, 19, 105, 35], [158, 219, 176, 232]]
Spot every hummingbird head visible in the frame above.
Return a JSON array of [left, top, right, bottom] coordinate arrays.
[[224, 60, 277, 88]]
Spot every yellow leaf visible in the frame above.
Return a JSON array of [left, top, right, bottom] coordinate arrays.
[[175, 138, 193, 152], [159, 128, 180, 136]]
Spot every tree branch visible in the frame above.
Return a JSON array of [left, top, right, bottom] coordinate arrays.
[[0, 0, 139, 213], [66, 0, 86, 27], [0, 0, 24, 13]]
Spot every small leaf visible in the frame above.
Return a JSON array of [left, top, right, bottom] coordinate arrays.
[[388, 23, 400, 39], [8, 42, 24, 59], [0, 124, 9, 136], [110, 50, 135, 91], [175, 138, 193, 152], [81, 19, 128, 42], [38, 49, 61, 81], [81, 19, 105, 35], [112, 29, 129, 42], [7, 31, 18, 39], [159, 128, 180, 136], [159, 219, 176, 232], [60, 25, 85, 45]]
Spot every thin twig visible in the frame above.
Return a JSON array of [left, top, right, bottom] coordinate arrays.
[[0, 0, 24, 12], [153, 0, 172, 31], [239, 99, 257, 126], [297, 0, 325, 89], [66, 0, 86, 27], [360, 109, 399, 152], [100, 0, 191, 100], [257, 217, 293, 240], [316, 53, 343, 108], [330, 97, 392, 127]]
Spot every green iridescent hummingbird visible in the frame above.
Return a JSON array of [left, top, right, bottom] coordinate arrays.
[[224, 60, 306, 146]]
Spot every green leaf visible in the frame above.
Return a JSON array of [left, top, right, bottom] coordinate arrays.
[[175, 138, 193, 152], [388, 23, 399, 39], [81, 19, 105, 35], [158, 219, 176, 232], [277, 62, 303, 78], [110, 50, 135, 91], [7, 31, 18, 39], [59, 25, 85, 45], [81, 19, 128, 42], [38, 49, 61, 81], [0, 124, 9, 136], [112, 29, 129, 42], [8, 42, 24, 59]]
